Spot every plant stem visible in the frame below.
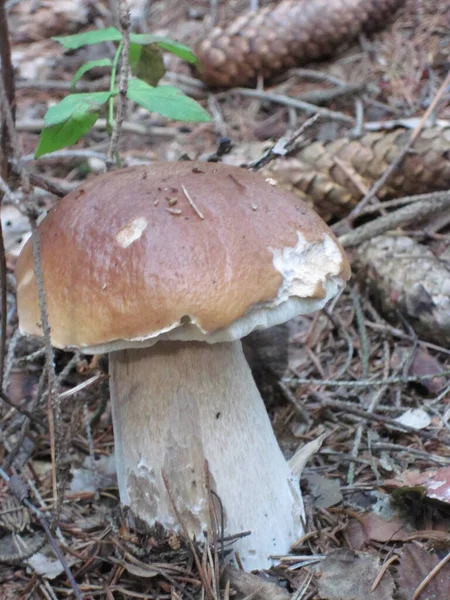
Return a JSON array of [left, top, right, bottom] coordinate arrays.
[[108, 41, 123, 131]]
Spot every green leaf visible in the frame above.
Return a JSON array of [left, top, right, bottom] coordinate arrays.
[[53, 27, 122, 50], [131, 44, 166, 86], [71, 58, 113, 88], [129, 43, 142, 69], [35, 113, 99, 158], [44, 92, 113, 126], [126, 80, 210, 122], [129, 34, 197, 64]]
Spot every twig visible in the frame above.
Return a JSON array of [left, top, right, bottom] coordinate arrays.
[[292, 369, 450, 387], [0, 2, 14, 390], [58, 374, 104, 401], [412, 551, 450, 600], [182, 185, 205, 220], [323, 308, 354, 380], [294, 82, 367, 106], [227, 88, 354, 123], [16, 118, 178, 139], [248, 113, 319, 171], [28, 173, 68, 198], [4, 327, 21, 386], [0, 216, 8, 391], [15, 77, 111, 92], [286, 68, 347, 86], [0, 0, 15, 181], [278, 381, 312, 426], [351, 288, 370, 378], [14, 346, 46, 366], [106, 0, 130, 169], [312, 394, 444, 442], [28, 220, 64, 506], [371, 555, 399, 592], [372, 442, 450, 466], [338, 191, 450, 247], [0, 390, 41, 425]]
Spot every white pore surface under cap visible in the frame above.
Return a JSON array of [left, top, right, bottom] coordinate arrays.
[[84, 232, 346, 354]]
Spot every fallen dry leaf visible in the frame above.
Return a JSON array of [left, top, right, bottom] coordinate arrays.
[[304, 473, 343, 509], [222, 566, 290, 600], [315, 548, 394, 600], [27, 551, 78, 580], [395, 408, 431, 431], [385, 467, 450, 505], [346, 513, 409, 550], [395, 543, 450, 600], [408, 348, 447, 395]]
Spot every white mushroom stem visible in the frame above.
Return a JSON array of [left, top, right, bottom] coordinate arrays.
[[109, 340, 304, 570]]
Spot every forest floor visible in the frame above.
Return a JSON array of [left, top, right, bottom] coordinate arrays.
[[1, 0, 450, 598]]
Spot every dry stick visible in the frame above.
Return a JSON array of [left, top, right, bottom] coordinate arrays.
[[338, 191, 450, 247], [228, 87, 355, 124], [182, 185, 205, 220], [28, 172, 67, 198], [17, 118, 178, 138], [293, 369, 450, 387], [371, 555, 399, 593], [412, 551, 450, 600], [16, 77, 111, 93], [248, 113, 319, 171], [315, 395, 444, 443], [106, 0, 130, 169], [0, 217, 8, 391], [372, 442, 450, 466], [0, 1, 14, 391], [0, 0, 15, 181], [28, 220, 62, 507], [0, 390, 41, 425]]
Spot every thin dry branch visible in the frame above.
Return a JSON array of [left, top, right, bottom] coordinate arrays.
[[106, 0, 131, 169], [227, 88, 355, 123], [338, 191, 450, 247]]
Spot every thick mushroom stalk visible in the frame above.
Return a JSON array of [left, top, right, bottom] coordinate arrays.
[[110, 340, 304, 570]]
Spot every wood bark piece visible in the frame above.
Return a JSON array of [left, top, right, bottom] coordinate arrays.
[[195, 0, 404, 88], [355, 235, 450, 347], [265, 127, 450, 221]]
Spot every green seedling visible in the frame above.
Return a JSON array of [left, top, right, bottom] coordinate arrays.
[[35, 27, 210, 158]]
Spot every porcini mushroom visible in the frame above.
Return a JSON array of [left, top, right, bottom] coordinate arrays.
[[15, 162, 350, 569]]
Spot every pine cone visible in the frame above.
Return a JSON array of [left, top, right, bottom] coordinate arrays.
[[264, 127, 450, 221], [195, 0, 404, 88], [356, 235, 450, 347]]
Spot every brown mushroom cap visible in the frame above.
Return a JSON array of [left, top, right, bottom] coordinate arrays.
[[15, 162, 350, 353]]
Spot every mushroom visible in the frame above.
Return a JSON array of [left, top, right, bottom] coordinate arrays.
[[15, 162, 350, 569]]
